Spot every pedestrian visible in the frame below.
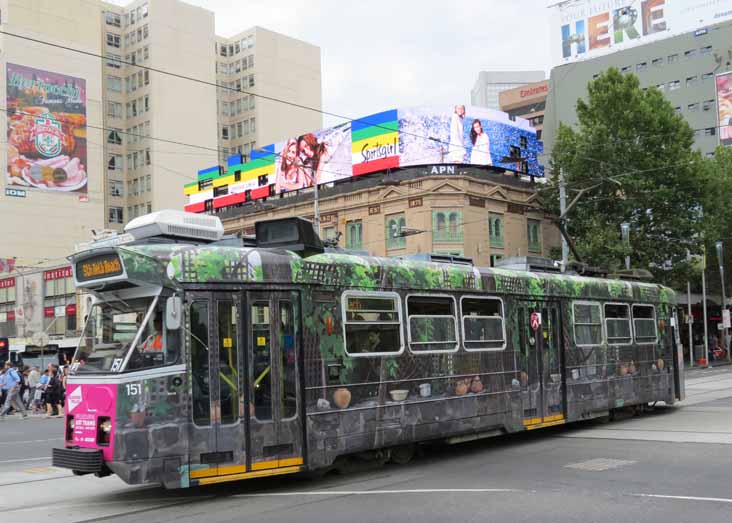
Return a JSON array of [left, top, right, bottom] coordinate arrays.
[[0, 365, 7, 408], [57, 366, 68, 417], [45, 366, 61, 418], [0, 361, 28, 419], [37, 369, 50, 414], [26, 366, 40, 410], [19, 366, 29, 406]]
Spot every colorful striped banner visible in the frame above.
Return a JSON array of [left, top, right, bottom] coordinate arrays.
[[351, 109, 400, 176]]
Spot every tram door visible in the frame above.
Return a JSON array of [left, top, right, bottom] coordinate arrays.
[[516, 301, 565, 427], [246, 291, 303, 471], [187, 292, 245, 476]]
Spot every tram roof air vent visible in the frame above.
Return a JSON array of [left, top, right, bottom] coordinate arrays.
[[124, 210, 224, 243], [254, 217, 324, 257], [495, 256, 562, 273]]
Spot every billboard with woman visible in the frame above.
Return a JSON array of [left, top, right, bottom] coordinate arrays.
[[718, 72, 732, 147], [273, 122, 352, 193]]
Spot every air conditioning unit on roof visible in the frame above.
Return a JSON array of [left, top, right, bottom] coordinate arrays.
[[124, 210, 224, 242]]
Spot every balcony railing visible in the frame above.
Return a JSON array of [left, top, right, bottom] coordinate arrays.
[[433, 229, 464, 243]]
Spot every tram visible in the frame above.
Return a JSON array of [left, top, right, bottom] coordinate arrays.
[[53, 210, 685, 488]]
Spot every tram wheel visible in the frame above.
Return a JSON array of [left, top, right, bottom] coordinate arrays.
[[389, 444, 416, 465]]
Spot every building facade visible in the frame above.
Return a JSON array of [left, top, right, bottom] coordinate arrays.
[[1, 0, 322, 266], [0, 0, 321, 356], [1, 263, 84, 364], [219, 166, 562, 268], [499, 80, 548, 140], [101, 0, 219, 230], [471, 71, 546, 111], [215, 27, 322, 166], [0, 0, 107, 266], [543, 19, 732, 163]]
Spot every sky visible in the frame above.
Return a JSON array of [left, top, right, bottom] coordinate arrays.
[[114, 0, 554, 127]]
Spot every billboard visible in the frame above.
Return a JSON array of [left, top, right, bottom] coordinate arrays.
[[719, 72, 732, 146], [552, 0, 732, 65], [185, 105, 543, 212], [6, 64, 88, 193]]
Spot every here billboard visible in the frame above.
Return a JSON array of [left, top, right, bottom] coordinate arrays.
[[551, 0, 732, 65], [6, 64, 88, 194], [185, 105, 543, 212]]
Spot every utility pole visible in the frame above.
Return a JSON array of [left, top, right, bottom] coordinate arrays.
[[559, 168, 569, 272], [702, 249, 710, 367], [687, 280, 694, 368], [313, 178, 320, 234], [715, 240, 731, 361]]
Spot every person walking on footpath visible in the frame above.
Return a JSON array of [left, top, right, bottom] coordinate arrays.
[[0, 365, 7, 407], [18, 366, 29, 406], [37, 369, 50, 414], [26, 366, 40, 410], [45, 366, 62, 418], [0, 361, 28, 419]]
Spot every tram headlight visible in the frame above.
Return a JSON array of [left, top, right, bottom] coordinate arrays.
[[65, 415, 75, 441], [96, 417, 112, 446]]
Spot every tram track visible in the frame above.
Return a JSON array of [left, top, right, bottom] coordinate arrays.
[[0, 474, 69, 488]]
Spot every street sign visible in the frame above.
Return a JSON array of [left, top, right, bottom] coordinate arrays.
[[5, 188, 26, 198], [530, 312, 542, 331], [723, 309, 731, 329]]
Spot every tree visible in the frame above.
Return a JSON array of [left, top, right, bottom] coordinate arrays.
[[541, 68, 706, 286], [695, 146, 732, 294]]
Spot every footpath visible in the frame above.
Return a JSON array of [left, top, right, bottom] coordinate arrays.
[[561, 365, 732, 445]]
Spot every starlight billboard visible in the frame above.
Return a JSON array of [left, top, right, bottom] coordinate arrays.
[[184, 105, 543, 212]]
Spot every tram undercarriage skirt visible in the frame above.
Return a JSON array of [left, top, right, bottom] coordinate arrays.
[[52, 447, 103, 473]]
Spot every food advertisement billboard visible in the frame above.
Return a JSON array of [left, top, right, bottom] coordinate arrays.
[[6, 64, 88, 193], [185, 105, 542, 212], [718, 72, 732, 147], [552, 0, 732, 65]]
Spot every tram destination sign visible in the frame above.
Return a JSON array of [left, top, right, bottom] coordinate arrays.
[[76, 253, 124, 282]]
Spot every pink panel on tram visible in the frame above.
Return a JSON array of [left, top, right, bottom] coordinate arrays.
[[66, 383, 118, 461]]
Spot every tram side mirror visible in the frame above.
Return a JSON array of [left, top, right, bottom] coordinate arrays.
[[166, 296, 182, 331]]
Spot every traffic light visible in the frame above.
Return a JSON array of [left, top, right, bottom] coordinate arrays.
[[0, 337, 8, 364]]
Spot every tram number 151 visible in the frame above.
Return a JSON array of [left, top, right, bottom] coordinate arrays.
[[126, 383, 142, 396]]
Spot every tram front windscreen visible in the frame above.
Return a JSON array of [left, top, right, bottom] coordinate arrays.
[[74, 296, 170, 373]]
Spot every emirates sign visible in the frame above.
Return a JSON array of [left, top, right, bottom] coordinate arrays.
[[520, 84, 549, 98]]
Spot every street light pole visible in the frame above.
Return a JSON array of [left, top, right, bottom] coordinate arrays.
[[702, 248, 710, 367], [313, 179, 320, 235], [621, 222, 630, 270], [716, 240, 730, 361], [559, 168, 569, 272], [687, 280, 694, 368]]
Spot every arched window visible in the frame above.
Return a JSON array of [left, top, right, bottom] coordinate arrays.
[[386, 214, 406, 250]]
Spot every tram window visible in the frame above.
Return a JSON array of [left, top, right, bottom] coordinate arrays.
[[461, 297, 505, 351], [407, 295, 458, 353], [573, 302, 603, 346], [343, 292, 403, 356], [251, 302, 273, 420], [217, 301, 238, 425], [190, 302, 210, 426], [126, 300, 179, 371], [605, 303, 631, 345], [632, 304, 657, 343], [280, 301, 297, 419]]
